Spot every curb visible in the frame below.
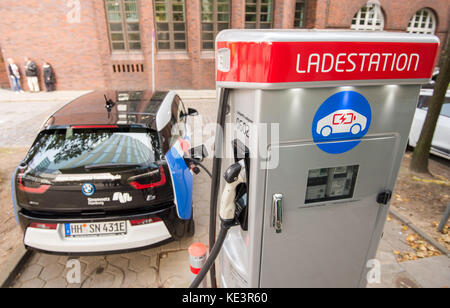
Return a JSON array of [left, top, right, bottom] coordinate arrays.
[[389, 208, 450, 257], [0, 246, 33, 288]]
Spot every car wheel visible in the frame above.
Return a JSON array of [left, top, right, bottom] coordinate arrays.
[[170, 212, 195, 240], [185, 217, 195, 237], [406, 139, 414, 151], [172, 218, 187, 240]]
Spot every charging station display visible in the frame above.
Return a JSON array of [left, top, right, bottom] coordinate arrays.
[[305, 165, 359, 204]]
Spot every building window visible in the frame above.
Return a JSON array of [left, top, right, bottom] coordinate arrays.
[[351, 2, 384, 31], [105, 0, 142, 51], [245, 0, 273, 29], [154, 0, 187, 51], [407, 8, 437, 35], [201, 0, 231, 50], [294, 0, 305, 28]]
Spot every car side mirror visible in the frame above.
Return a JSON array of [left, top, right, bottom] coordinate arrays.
[[189, 144, 208, 162], [181, 108, 198, 118], [187, 108, 198, 116]]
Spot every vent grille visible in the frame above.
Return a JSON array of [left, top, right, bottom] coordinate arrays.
[[112, 63, 144, 73]]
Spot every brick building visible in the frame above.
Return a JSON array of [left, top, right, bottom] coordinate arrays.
[[0, 0, 448, 91]]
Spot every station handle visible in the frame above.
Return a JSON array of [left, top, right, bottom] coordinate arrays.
[[272, 194, 283, 233]]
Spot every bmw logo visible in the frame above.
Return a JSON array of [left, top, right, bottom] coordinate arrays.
[[81, 183, 95, 196]]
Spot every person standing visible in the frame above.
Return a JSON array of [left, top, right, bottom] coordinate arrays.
[[7, 58, 24, 93], [42, 62, 55, 92], [24, 57, 40, 92]]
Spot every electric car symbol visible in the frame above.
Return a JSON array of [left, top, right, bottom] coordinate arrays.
[[316, 109, 367, 137]]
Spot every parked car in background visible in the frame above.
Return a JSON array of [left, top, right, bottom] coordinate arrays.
[[421, 68, 440, 89], [11, 90, 200, 254], [408, 89, 450, 160]]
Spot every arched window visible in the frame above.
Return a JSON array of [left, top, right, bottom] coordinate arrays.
[[351, 2, 384, 31], [407, 8, 437, 35]]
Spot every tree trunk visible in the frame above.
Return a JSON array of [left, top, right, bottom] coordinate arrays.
[[410, 35, 450, 174]]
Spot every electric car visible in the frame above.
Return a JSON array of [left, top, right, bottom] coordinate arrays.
[[316, 109, 367, 137], [11, 90, 201, 254], [408, 89, 450, 160]]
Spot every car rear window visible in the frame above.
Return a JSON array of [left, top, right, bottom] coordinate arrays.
[[24, 127, 161, 174]]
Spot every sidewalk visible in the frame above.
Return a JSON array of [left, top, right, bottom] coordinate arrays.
[[370, 217, 450, 288], [0, 89, 216, 103], [0, 89, 92, 103]]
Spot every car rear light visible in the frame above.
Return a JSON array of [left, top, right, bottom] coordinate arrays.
[[130, 217, 162, 226], [18, 171, 50, 194], [29, 223, 57, 230], [72, 125, 118, 129], [129, 166, 166, 190]]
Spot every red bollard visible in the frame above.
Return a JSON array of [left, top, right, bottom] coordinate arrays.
[[189, 243, 207, 288]]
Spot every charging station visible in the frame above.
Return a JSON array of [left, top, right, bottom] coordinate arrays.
[[206, 30, 440, 288]]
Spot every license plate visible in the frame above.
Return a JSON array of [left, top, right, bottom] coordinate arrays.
[[64, 221, 127, 238]]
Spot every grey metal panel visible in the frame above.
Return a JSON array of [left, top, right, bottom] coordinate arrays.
[[256, 85, 420, 144], [260, 136, 398, 287], [216, 29, 440, 44], [218, 84, 421, 287]]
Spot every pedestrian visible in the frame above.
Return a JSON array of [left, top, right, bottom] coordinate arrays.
[[7, 58, 24, 93], [24, 57, 40, 92], [42, 62, 55, 92]]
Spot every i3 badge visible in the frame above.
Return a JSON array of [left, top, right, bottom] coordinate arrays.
[[81, 183, 95, 196], [312, 91, 372, 154]]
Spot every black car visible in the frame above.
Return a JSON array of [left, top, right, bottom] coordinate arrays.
[[11, 90, 200, 254]]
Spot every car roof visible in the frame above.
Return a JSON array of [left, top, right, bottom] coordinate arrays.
[[43, 90, 172, 130]]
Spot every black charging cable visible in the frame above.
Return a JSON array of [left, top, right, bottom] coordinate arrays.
[[189, 221, 231, 288], [184, 157, 213, 178]]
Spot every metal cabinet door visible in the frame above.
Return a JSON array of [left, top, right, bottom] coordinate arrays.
[[260, 136, 399, 287]]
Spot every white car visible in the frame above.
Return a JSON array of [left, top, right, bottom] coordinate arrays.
[[316, 109, 367, 137], [408, 89, 450, 160]]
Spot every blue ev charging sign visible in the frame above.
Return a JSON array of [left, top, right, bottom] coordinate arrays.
[[312, 91, 372, 154]]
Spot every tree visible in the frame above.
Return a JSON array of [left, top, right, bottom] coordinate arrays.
[[410, 34, 450, 174]]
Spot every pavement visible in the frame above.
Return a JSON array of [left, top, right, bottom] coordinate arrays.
[[0, 88, 449, 288], [370, 217, 450, 288], [0, 89, 91, 147]]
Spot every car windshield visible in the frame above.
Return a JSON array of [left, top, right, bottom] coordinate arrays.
[[24, 127, 161, 174]]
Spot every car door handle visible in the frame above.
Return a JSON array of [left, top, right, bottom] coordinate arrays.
[[272, 194, 283, 234]]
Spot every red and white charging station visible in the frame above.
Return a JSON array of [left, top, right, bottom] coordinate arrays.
[[204, 30, 440, 288]]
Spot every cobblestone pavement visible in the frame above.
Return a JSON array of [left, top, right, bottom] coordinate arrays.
[[7, 91, 450, 288]]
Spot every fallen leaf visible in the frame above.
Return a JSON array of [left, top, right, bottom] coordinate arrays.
[[417, 252, 426, 258], [406, 234, 417, 242]]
